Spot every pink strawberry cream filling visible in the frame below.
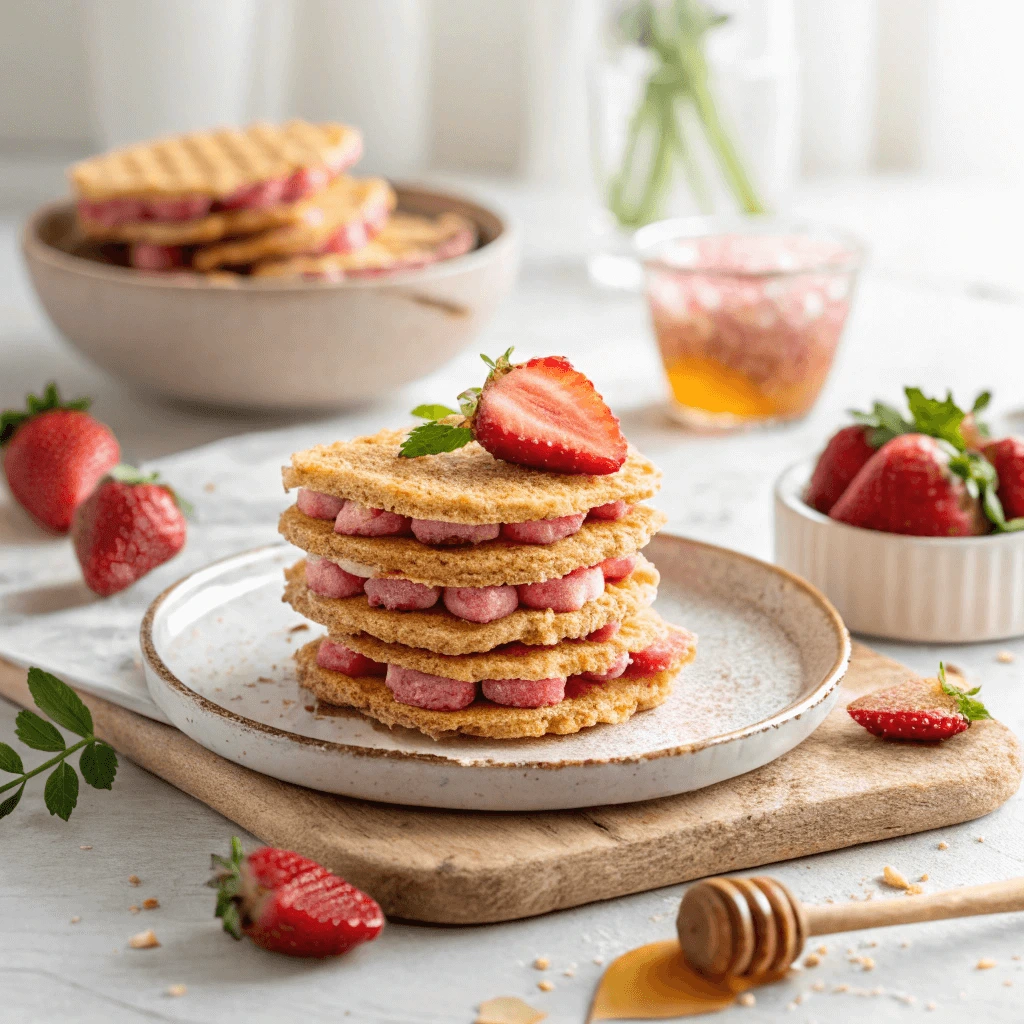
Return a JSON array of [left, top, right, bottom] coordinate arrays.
[[315, 634, 677, 710]]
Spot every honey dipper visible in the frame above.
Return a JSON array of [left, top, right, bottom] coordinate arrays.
[[677, 874, 1024, 979]]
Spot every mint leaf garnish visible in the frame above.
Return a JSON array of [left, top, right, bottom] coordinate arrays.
[[938, 663, 992, 722], [905, 388, 968, 449], [27, 667, 93, 738], [0, 742, 24, 775], [399, 423, 474, 459], [410, 404, 458, 420], [80, 741, 118, 790], [44, 761, 79, 821], [0, 667, 118, 823], [16, 711, 65, 752]]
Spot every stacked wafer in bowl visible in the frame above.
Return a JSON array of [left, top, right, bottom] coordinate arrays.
[[277, 355, 697, 739], [69, 120, 477, 279]]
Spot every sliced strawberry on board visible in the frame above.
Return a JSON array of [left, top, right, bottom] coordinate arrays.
[[210, 837, 384, 958], [72, 466, 188, 596], [983, 436, 1024, 521], [1, 382, 120, 533], [829, 434, 991, 537], [847, 663, 991, 741], [399, 349, 628, 476]]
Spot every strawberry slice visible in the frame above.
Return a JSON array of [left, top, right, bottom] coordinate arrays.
[[210, 837, 384, 958], [622, 627, 696, 678], [399, 349, 628, 475], [847, 663, 991, 741]]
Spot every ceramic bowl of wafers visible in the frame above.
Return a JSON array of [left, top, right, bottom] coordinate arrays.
[[22, 183, 519, 411]]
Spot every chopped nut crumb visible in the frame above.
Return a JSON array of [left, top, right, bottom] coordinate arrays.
[[128, 929, 159, 949], [938, 841, 949, 850], [79, 845, 92, 851], [883, 865, 910, 889], [70, 916, 81, 924], [128, 875, 141, 886], [537, 980, 554, 993], [804, 953, 821, 967], [976, 958, 997, 970], [142, 898, 160, 910], [533, 957, 550, 971], [129, 905, 140, 914], [737, 992, 756, 1007], [997, 650, 1015, 663], [167, 984, 187, 997]]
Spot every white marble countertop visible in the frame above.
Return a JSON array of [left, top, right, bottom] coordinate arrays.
[[2, 177, 1024, 1023]]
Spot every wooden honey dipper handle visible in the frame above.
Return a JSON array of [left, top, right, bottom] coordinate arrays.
[[678, 875, 1024, 980], [803, 876, 1024, 935]]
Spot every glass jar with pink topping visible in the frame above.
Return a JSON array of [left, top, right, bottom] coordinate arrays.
[[636, 218, 863, 429]]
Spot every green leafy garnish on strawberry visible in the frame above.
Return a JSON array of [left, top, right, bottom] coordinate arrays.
[[938, 663, 992, 722], [849, 386, 990, 453], [0, 667, 118, 822]]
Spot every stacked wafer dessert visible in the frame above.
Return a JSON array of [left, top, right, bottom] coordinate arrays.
[[279, 351, 697, 740], [69, 120, 476, 280]]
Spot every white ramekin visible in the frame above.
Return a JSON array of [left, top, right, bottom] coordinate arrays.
[[774, 459, 1024, 643]]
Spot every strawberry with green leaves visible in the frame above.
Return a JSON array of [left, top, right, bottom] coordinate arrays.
[[1, 382, 120, 532], [805, 387, 990, 514], [72, 466, 189, 596], [210, 837, 384, 958], [401, 349, 628, 475], [982, 436, 1024, 522], [847, 663, 991, 741]]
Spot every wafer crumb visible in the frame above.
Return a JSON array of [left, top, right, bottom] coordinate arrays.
[[737, 992, 756, 1007], [475, 996, 546, 1024], [850, 956, 875, 971], [167, 985, 187, 997], [562, 967, 574, 978], [537, 980, 554, 993], [882, 865, 910, 889], [817, 945, 828, 955], [143, 898, 159, 910], [900, 941, 911, 949], [907, 884, 924, 895], [834, 984, 850, 993], [129, 905, 140, 914], [128, 875, 141, 886], [811, 981, 826, 992], [128, 929, 159, 949], [1003, 980, 1013, 987], [919, 873, 929, 882], [592, 956, 604, 966], [1012, 955, 1022, 961], [70, 916, 80, 924], [976, 958, 997, 970], [997, 651, 1015, 663], [804, 953, 821, 967], [938, 841, 949, 850], [79, 845, 92, 851], [533, 957, 550, 971], [976, 836, 985, 843], [926, 1001, 937, 1011]]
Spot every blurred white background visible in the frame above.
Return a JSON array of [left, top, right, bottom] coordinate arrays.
[[2, 0, 1024, 207]]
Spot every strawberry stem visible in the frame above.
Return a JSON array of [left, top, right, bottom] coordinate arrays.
[[0, 382, 91, 446]]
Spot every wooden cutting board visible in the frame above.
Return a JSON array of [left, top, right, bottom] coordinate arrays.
[[1, 643, 1020, 925]]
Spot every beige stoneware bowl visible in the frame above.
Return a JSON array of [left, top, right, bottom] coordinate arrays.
[[22, 185, 519, 411], [775, 459, 1024, 642]]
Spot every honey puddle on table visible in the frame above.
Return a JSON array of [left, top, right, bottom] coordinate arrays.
[[588, 940, 772, 1020]]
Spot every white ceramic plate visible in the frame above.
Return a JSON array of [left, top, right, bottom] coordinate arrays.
[[141, 535, 850, 811]]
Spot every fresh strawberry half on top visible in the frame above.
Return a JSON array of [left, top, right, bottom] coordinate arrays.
[[72, 465, 188, 596], [210, 837, 384, 958], [400, 349, 628, 475], [1, 382, 120, 532], [847, 663, 991, 741]]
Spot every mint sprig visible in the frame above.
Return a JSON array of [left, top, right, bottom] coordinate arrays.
[[0, 381, 90, 446], [938, 663, 992, 722], [0, 667, 118, 822], [849, 387, 992, 452], [399, 348, 516, 459]]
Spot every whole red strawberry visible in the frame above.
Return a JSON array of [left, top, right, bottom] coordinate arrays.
[[1, 383, 120, 532], [847, 663, 991, 741], [400, 349, 628, 475], [805, 425, 877, 514], [72, 466, 187, 596], [983, 436, 1024, 521], [210, 837, 384, 958], [829, 434, 990, 537]]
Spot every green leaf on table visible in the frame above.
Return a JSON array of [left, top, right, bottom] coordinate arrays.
[[398, 423, 474, 459], [27, 667, 93, 738], [80, 741, 118, 790], [0, 784, 24, 820], [410, 404, 458, 421], [44, 762, 79, 821], [0, 741, 24, 775], [15, 710, 65, 752]]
